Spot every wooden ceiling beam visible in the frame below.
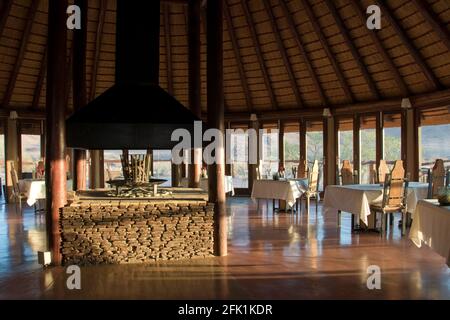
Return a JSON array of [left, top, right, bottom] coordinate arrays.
[[411, 0, 450, 53], [349, 0, 408, 97], [278, 0, 327, 106], [263, 0, 303, 109], [241, 0, 278, 110], [224, 3, 252, 112], [32, 45, 47, 109], [323, 0, 380, 100], [0, 0, 13, 39], [2, 0, 39, 108], [375, 0, 441, 91], [301, 0, 354, 103], [164, 4, 173, 94], [90, 0, 106, 101]]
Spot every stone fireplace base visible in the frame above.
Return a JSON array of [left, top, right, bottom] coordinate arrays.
[[60, 199, 214, 265]]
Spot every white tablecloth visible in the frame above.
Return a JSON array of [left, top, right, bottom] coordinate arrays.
[[251, 179, 307, 207], [18, 179, 73, 206], [409, 200, 450, 266], [180, 176, 234, 195], [323, 182, 428, 225]]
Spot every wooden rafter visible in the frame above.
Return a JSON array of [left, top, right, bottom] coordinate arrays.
[[376, 0, 441, 91], [263, 0, 303, 109], [90, 0, 107, 101], [32, 45, 47, 109], [164, 4, 173, 94], [224, 3, 252, 112], [411, 0, 450, 53], [349, 0, 408, 97], [301, 0, 354, 103], [0, 0, 13, 39], [241, 0, 277, 110], [278, 0, 327, 106], [323, 0, 380, 100], [2, 0, 39, 108]]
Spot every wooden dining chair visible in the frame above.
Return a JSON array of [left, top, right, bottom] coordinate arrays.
[[378, 160, 389, 184], [10, 164, 27, 214], [429, 159, 445, 198], [301, 160, 320, 214], [340, 160, 354, 185], [370, 160, 409, 236]]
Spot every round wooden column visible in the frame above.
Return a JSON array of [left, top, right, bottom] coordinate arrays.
[[73, 0, 88, 191], [188, 0, 202, 188], [207, 0, 227, 256], [46, 0, 68, 266]]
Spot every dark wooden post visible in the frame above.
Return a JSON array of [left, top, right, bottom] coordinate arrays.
[[207, 0, 227, 256], [375, 112, 383, 168], [278, 120, 284, 170], [188, 0, 202, 188], [46, 0, 68, 266], [353, 114, 360, 183], [300, 118, 306, 164], [73, 0, 87, 190]]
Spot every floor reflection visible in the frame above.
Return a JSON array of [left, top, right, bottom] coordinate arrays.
[[0, 196, 449, 299]]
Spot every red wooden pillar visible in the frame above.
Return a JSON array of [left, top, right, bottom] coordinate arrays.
[[46, 0, 68, 266], [73, 0, 87, 190], [188, 0, 202, 188], [207, 0, 227, 256]]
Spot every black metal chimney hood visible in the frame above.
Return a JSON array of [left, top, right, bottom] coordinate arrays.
[[66, 0, 201, 150]]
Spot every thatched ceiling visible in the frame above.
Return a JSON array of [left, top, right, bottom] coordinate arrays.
[[1, 0, 450, 115]]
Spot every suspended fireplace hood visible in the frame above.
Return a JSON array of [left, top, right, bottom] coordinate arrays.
[[66, 0, 201, 150]]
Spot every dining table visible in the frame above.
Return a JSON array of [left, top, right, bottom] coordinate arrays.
[[18, 178, 73, 206], [180, 175, 235, 195], [323, 182, 429, 226], [409, 199, 450, 266], [251, 178, 309, 211]]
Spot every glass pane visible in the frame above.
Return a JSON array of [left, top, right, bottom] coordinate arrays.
[[0, 135, 4, 184], [419, 123, 450, 177], [230, 130, 248, 188], [261, 129, 279, 178], [153, 150, 172, 186], [337, 118, 353, 168], [360, 116, 376, 184], [383, 113, 401, 167], [284, 131, 299, 178], [21, 134, 41, 175], [104, 150, 123, 182], [306, 121, 323, 191]]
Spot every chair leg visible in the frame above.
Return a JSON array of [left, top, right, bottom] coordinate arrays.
[[351, 214, 355, 231], [306, 196, 310, 215], [381, 214, 386, 236], [401, 210, 406, 236], [337, 210, 341, 227], [315, 196, 318, 213], [389, 213, 394, 226]]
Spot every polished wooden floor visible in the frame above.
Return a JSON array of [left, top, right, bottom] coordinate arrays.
[[0, 196, 448, 299]]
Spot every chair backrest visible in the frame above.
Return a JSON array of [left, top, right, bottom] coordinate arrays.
[[340, 160, 354, 185], [378, 160, 389, 184], [431, 159, 445, 198], [10, 164, 20, 194], [369, 163, 377, 184], [308, 160, 320, 193], [381, 160, 407, 209], [297, 160, 308, 179]]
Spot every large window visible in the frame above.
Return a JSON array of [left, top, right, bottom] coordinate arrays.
[[153, 150, 172, 186], [419, 107, 450, 174], [306, 120, 323, 190], [261, 124, 279, 178], [360, 115, 376, 184], [383, 113, 402, 167], [21, 134, 41, 175], [283, 122, 300, 178], [104, 150, 123, 181], [230, 127, 249, 188]]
